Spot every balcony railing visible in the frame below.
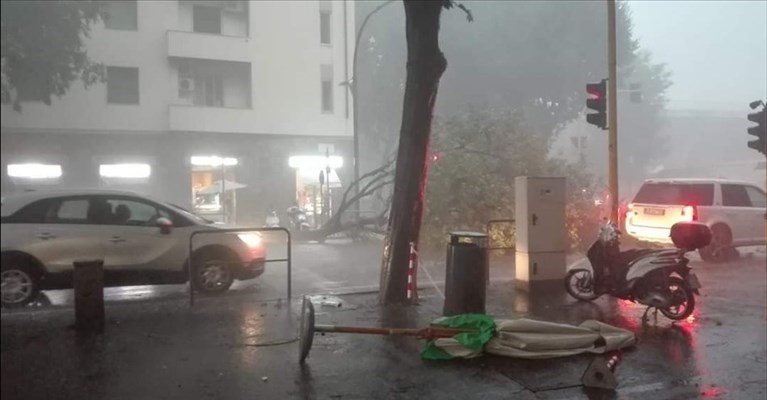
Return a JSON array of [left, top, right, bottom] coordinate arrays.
[[167, 30, 250, 63]]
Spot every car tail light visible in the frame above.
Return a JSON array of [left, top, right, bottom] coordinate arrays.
[[682, 204, 698, 222]]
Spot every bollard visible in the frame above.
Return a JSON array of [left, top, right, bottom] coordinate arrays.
[[74, 260, 105, 333], [581, 353, 621, 390], [407, 242, 418, 303]]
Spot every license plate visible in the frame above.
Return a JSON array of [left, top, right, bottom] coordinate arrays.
[[644, 208, 665, 216], [687, 273, 702, 290]]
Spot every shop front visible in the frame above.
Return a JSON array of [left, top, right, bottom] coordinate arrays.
[[289, 155, 343, 229]]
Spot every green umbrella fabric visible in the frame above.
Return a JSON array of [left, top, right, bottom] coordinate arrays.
[[421, 314, 496, 360]]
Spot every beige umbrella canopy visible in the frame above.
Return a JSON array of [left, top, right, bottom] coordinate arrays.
[[197, 180, 247, 195], [430, 318, 637, 359]]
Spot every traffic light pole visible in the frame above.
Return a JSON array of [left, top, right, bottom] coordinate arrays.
[[607, 0, 619, 223]]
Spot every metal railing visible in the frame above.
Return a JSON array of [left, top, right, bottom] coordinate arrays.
[[188, 227, 291, 306], [486, 219, 515, 250]]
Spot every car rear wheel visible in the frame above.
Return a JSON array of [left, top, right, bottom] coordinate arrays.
[[699, 224, 734, 264], [1, 259, 41, 308]]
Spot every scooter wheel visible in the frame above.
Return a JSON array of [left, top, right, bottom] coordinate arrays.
[[564, 269, 600, 302], [659, 276, 695, 321]]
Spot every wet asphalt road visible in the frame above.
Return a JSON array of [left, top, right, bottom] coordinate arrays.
[[1, 241, 765, 399]]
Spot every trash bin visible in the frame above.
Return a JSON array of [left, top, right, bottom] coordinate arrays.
[[443, 231, 488, 316]]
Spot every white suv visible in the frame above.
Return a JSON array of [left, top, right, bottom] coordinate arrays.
[[625, 179, 766, 262], [1, 190, 266, 307]]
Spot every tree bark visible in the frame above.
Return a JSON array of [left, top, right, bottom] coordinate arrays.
[[379, 1, 447, 304]]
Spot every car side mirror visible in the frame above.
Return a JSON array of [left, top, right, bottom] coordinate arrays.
[[156, 217, 173, 234]]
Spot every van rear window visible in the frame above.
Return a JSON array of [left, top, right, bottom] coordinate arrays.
[[633, 183, 714, 206]]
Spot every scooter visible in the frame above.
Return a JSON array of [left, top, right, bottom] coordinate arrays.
[[287, 206, 311, 231], [564, 221, 710, 321]]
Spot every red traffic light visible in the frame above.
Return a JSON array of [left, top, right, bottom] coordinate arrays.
[[586, 84, 603, 99]]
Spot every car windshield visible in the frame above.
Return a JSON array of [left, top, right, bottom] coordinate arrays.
[[633, 183, 714, 206], [166, 202, 215, 225]]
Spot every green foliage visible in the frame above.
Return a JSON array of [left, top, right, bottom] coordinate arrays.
[[421, 110, 603, 252], [1, 0, 105, 111]]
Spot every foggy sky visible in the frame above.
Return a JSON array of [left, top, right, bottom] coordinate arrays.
[[629, 0, 767, 111]]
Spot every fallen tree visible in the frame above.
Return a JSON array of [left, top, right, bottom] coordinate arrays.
[[295, 157, 395, 242]]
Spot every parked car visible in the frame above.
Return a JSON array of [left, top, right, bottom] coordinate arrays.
[[0, 190, 266, 307], [625, 178, 766, 262]]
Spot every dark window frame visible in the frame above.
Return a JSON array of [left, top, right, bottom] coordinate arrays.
[[3, 199, 53, 224], [721, 184, 752, 207], [632, 183, 715, 206], [320, 11, 332, 45], [193, 5, 222, 34], [103, 0, 138, 31], [743, 186, 767, 208], [106, 66, 140, 104], [321, 79, 334, 113]]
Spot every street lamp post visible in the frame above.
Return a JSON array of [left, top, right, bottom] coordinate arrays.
[[347, 0, 396, 215]]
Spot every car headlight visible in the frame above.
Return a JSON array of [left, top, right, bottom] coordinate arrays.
[[237, 233, 262, 248]]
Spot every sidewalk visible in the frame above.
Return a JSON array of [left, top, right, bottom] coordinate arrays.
[[2, 272, 764, 400]]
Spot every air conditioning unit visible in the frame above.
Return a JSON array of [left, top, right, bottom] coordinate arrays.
[[179, 78, 195, 92]]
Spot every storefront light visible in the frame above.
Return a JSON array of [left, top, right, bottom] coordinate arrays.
[[7, 163, 63, 179], [288, 155, 343, 169], [190, 156, 238, 167], [99, 163, 151, 178]]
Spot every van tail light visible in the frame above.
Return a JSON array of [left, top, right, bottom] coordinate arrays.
[[682, 205, 698, 222]]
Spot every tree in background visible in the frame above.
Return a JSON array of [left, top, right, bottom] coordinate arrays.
[[423, 110, 602, 253], [355, 1, 672, 175], [1, 1, 104, 111]]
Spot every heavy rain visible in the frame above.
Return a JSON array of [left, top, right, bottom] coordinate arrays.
[[1, 1, 766, 399]]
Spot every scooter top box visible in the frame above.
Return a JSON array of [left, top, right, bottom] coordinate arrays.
[[670, 222, 712, 250]]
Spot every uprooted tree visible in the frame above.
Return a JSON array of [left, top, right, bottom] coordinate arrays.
[[308, 157, 395, 241], [378, 1, 472, 304]]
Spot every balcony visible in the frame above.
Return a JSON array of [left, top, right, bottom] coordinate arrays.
[[167, 30, 251, 63], [169, 105, 253, 133]]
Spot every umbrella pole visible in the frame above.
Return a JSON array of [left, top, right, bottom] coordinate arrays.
[[299, 297, 476, 363], [314, 324, 473, 340]]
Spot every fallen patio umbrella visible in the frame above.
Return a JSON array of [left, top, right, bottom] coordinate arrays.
[[298, 296, 637, 365]]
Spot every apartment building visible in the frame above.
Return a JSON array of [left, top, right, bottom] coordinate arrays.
[[1, 0, 355, 225]]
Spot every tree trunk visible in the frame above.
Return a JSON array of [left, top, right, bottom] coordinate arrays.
[[379, 1, 447, 304]]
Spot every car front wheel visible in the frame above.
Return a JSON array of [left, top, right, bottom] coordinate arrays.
[[193, 257, 234, 294], [1, 260, 41, 308]]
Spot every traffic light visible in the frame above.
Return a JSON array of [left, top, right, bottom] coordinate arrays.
[[747, 101, 766, 156], [586, 80, 607, 129]]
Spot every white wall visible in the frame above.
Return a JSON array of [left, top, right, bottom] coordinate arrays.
[[1, 0, 354, 138]]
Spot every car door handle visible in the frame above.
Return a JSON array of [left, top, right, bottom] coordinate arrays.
[[109, 236, 126, 243], [35, 233, 56, 240]]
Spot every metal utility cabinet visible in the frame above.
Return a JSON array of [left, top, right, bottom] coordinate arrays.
[[515, 177, 567, 289]]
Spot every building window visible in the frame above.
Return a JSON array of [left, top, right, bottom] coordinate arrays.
[[321, 65, 333, 113], [103, 0, 138, 31], [193, 5, 222, 34], [15, 83, 46, 103], [107, 66, 139, 104], [320, 11, 331, 45]]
